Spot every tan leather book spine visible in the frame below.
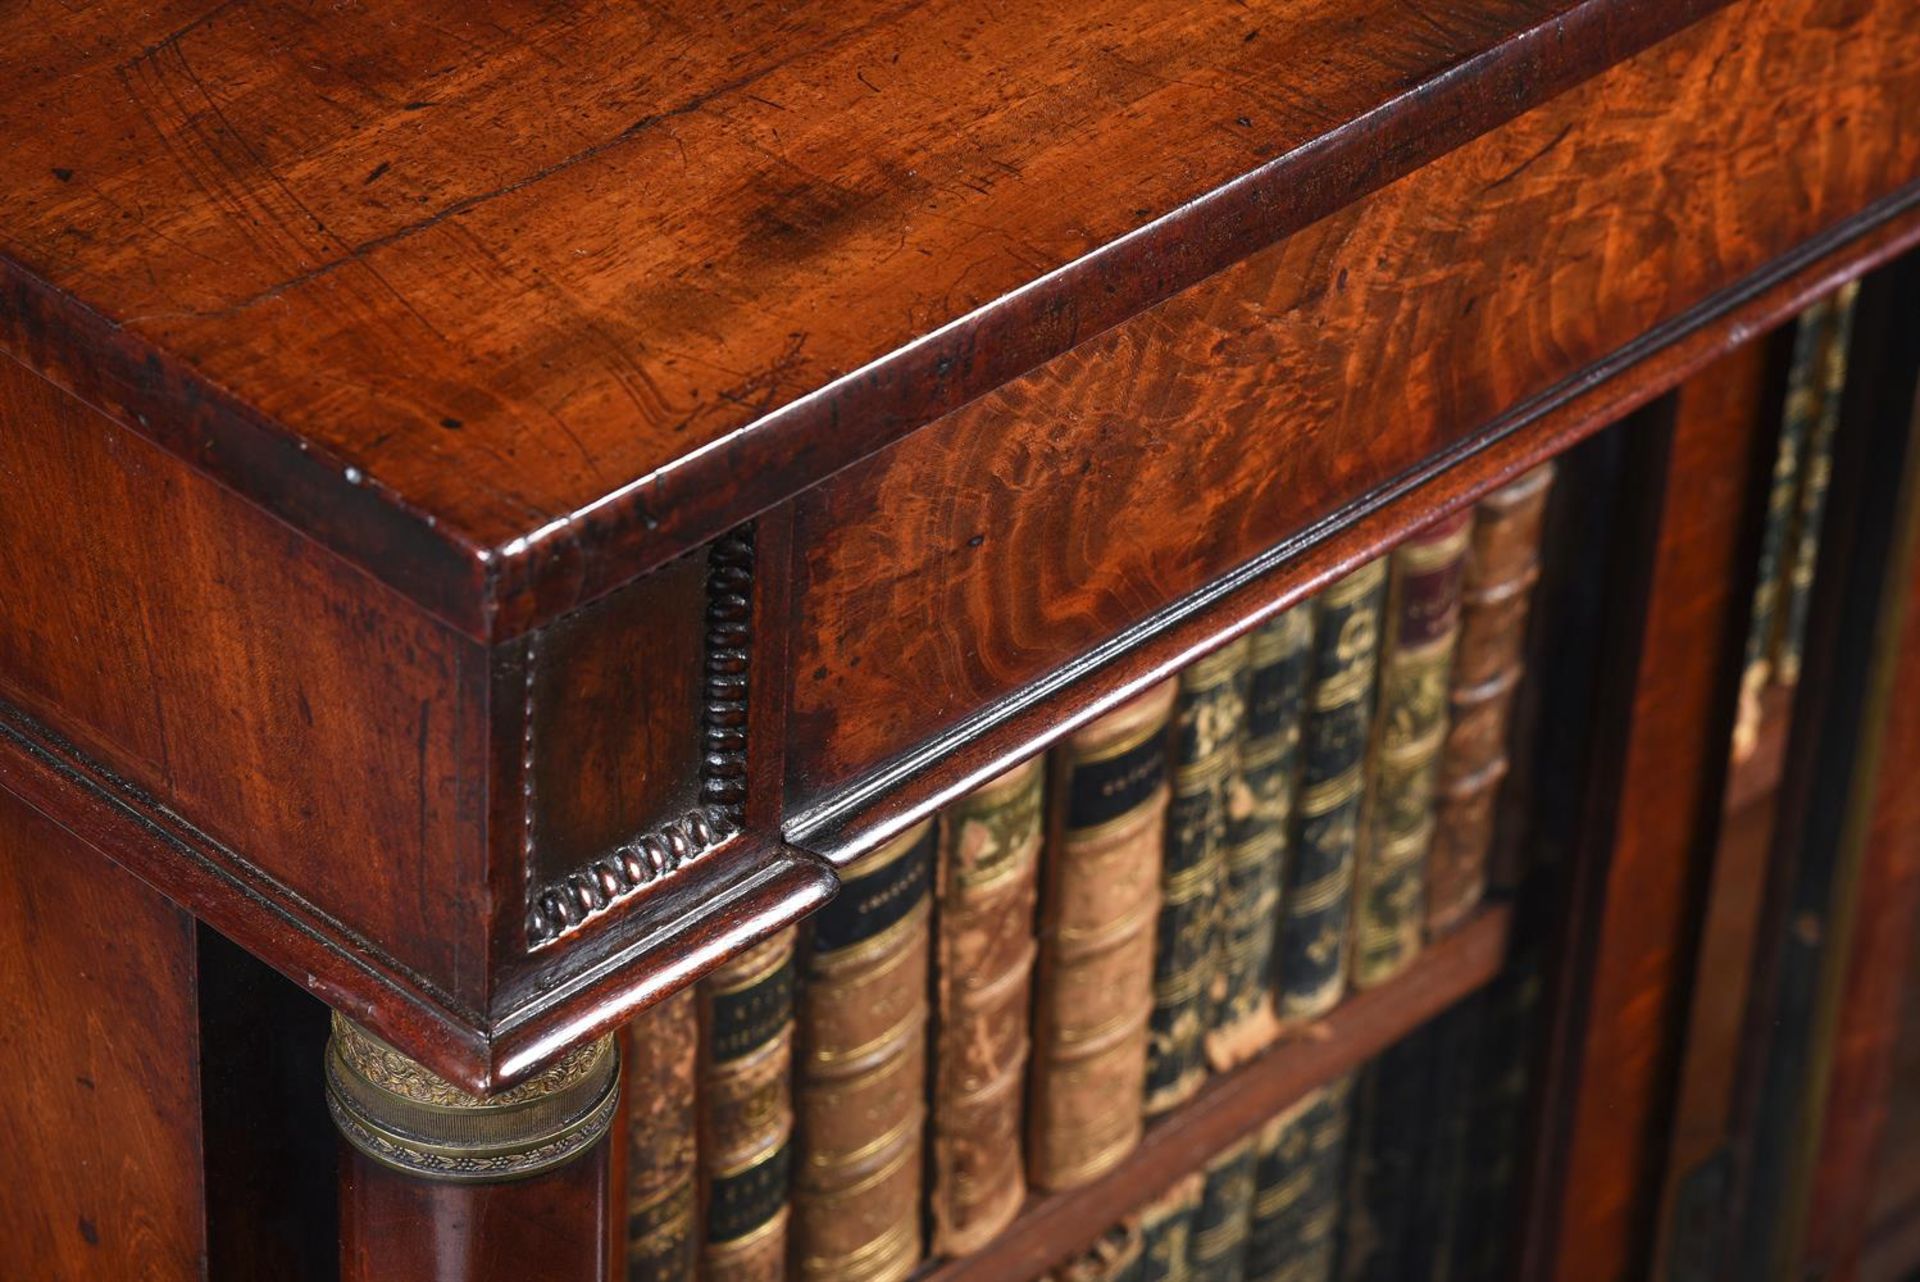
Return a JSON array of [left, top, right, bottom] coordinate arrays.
[[1426, 464, 1555, 935], [794, 819, 936, 1282], [931, 755, 1046, 1256], [1353, 512, 1471, 988], [1029, 681, 1178, 1192], [625, 990, 699, 1282], [699, 928, 796, 1282]]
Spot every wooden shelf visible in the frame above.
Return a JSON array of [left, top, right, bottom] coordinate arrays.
[[921, 904, 1513, 1282]]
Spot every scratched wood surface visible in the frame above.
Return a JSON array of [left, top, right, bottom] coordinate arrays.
[[783, 0, 1920, 805], [0, 0, 1729, 634], [0, 786, 208, 1281]]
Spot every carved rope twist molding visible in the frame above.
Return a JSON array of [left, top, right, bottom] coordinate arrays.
[[525, 524, 756, 947]]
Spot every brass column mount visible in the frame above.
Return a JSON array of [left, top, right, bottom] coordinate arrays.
[[325, 1014, 620, 1182]]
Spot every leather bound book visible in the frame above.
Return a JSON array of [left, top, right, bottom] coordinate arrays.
[[1148, 638, 1249, 1115], [1353, 514, 1471, 989], [1244, 1077, 1355, 1282], [1279, 560, 1388, 1020], [1209, 606, 1312, 1068], [931, 756, 1046, 1257], [626, 990, 700, 1282], [793, 820, 936, 1282], [1192, 1137, 1259, 1282], [1426, 465, 1555, 935], [1139, 1173, 1205, 1282], [1776, 281, 1861, 686], [699, 928, 797, 1282], [1734, 304, 1829, 754], [1029, 681, 1177, 1192], [1051, 1221, 1147, 1282]]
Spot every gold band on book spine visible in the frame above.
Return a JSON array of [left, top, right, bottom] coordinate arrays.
[[932, 755, 1046, 1256], [1030, 681, 1177, 1192], [1427, 464, 1555, 934], [795, 821, 933, 1282], [1354, 513, 1470, 988]]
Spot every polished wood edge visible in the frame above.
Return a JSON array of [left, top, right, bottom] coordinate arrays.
[[790, 180, 1920, 868], [486, 841, 835, 1085], [0, 694, 839, 1091], [0, 696, 487, 1047], [918, 905, 1511, 1282], [0, 0, 1732, 642]]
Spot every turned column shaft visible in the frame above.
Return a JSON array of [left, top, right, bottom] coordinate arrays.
[[326, 1016, 619, 1282]]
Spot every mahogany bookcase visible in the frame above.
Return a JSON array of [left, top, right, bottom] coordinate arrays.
[[2, 0, 1917, 1278]]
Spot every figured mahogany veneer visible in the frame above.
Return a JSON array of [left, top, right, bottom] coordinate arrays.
[[2, 0, 1918, 1092]]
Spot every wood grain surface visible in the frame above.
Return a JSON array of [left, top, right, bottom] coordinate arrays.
[[0, 0, 1733, 634], [0, 355, 493, 1011], [0, 786, 207, 1281], [785, 0, 1920, 810]]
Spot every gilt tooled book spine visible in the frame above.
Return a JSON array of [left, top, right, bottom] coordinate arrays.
[[626, 990, 699, 1282], [1139, 1173, 1205, 1282], [1148, 638, 1249, 1115], [1192, 1137, 1259, 1282], [1776, 281, 1861, 686], [1051, 1220, 1148, 1282], [1426, 464, 1555, 936], [1353, 514, 1470, 989], [699, 928, 796, 1282], [931, 756, 1046, 1257], [1278, 560, 1387, 1020], [1244, 1076, 1355, 1282], [1029, 681, 1177, 1192], [1209, 606, 1312, 1068], [1734, 303, 1831, 755], [793, 820, 936, 1282]]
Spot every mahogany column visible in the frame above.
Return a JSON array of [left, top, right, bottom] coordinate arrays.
[[328, 1017, 618, 1282]]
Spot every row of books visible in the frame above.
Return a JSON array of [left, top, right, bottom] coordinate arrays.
[[1051, 1077, 1355, 1282], [1733, 283, 1861, 759], [623, 463, 1556, 1282]]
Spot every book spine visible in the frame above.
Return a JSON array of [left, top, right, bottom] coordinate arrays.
[[1426, 465, 1555, 935], [1776, 281, 1862, 685], [1139, 1173, 1205, 1282], [793, 820, 936, 1282], [699, 929, 797, 1282], [626, 990, 700, 1282], [1209, 606, 1312, 1067], [1149, 638, 1250, 1115], [1339, 1028, 1444, 1282], [1192, 1137, 1259, 1282], [1051, 1221, 1148, 1282], [1733, 303, 1831, 753], [1029, 681, 1177, 1192], [1244, 1076, 1355, 1282], [1279, 560, 1388, 1020], [931, 756, 1046, 1256], [1353, 514, 1471, 988]]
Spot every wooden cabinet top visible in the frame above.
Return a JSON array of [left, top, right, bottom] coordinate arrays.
[[4, 0, 1720, 639], [6, 0, 1919, 1089]]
